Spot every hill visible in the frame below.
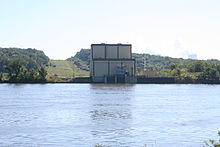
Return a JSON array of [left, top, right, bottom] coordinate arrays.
[[67, 49, 220, 72], [0, 48, 89, 82], [1, 47, 220, 82], [67, 49, 90, 71], [67, 49, 220, 81], [46, 60, 89, 82], [0, 47, 49, 72]]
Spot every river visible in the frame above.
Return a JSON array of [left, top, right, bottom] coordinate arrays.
[[0, 84, 220, 147]]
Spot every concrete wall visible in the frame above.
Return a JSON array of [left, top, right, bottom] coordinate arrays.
[[123, 61, 135, 76], [93, 45, 105, 59], [90, 61, 93, 77], [93, 60, 135, 77], [119, 46, 131, 59], [109, 61, 121, 75], [94, 61, 108, 77], [106, 45, 117, 58], [92, 44, 131, 59]]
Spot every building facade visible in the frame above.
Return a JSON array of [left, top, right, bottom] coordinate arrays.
[[90, 43, 136, 83]]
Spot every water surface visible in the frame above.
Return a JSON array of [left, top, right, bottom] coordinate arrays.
[[0, 84, 220, 147]]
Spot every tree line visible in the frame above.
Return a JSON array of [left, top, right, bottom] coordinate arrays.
[[67, 49, 220, 83], [1, 48, 220, 83], [0, 47, 49, 83], [0, 47, 49, 72], [159, 60, 220, 83], [0, 59, 47, 83]]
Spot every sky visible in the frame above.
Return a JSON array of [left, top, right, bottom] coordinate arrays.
[[0, 0, 220, 60]]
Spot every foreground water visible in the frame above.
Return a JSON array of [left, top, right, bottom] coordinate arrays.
[[0, 84, 220, 147]]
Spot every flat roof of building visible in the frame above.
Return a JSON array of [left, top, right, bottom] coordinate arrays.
[[92, 58, 135, 61], [91, 43, 131, 47]]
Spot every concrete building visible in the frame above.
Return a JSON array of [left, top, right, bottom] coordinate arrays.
[[90, 43, 136, 83], [138, 70, 157, 77]]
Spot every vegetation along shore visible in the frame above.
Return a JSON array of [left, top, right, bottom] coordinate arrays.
[[1, 47, 220, 84]]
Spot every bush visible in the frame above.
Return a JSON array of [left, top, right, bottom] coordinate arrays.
[[5, 59, 47, 83], [204, 131, 220, 147], [0, 72, 2, 82]]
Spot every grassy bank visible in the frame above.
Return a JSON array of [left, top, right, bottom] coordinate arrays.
[[46, 60, 89, 82]]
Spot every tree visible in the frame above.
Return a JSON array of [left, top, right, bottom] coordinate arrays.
[[28, 69, 37, 82], [3, 58, 48, 83], [20, 69, 38, 82], [38, 67, 47, 82], [0, 72, 2, 82], [170, 63, 178, 70], [204, 131, 220, 147], [171, 68, 181, 78], [198, 67, 220, 81], [5, 59, 24, 82], [188, 61, 204, 72], [0, 47, 49, 72]]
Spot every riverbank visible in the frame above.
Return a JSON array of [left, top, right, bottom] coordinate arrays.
[[1, 77, 220, 84]]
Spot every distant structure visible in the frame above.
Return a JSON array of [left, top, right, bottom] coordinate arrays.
[[188, 54, 197, 59], [138, 70, 157, 78], [90, 43, 136, 83], [139, 56, 157, 77]]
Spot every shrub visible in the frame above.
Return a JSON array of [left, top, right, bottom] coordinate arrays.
[[204, 131, 220, 147]]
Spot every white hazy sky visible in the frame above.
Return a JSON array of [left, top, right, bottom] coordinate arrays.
[[0, 0, 220, 59]]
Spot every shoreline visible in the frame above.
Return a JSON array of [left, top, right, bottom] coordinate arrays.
[[1, 81, 220, 84], [1, 76, 220, 84]]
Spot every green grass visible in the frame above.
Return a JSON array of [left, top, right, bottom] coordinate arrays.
[[46, 60, 89, 82]]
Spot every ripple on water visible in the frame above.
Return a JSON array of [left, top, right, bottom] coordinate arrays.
[[0, 84, 220, 147]]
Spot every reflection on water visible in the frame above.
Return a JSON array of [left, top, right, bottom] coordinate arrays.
[[90, 109, 131, 120], [0, 84, 220, 147], [89, 84, 135, 146]]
